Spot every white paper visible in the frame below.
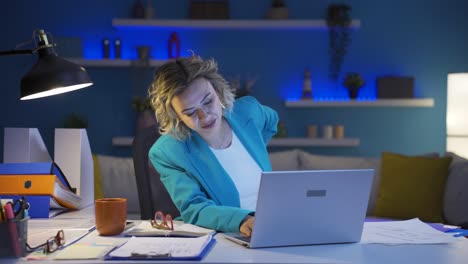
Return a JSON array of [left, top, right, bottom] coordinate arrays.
[[53, 243, 117, 260], [29, 218, 95, 230], [109, 235, 212, 258], [361, 218, 461, 244], [28, 218, 96, 247]]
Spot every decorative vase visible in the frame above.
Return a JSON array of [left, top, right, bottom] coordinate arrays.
[[136, 46, 152, 65], [348, 87, 360, 99], [343, 72, 365, 99], [144, 0, 154, 19], [131, 0, 145, 18], [265, 0, 288, 19], [168, 32, 181, 59], [265, 7, 289, 19], [302, 67, 312, 99]]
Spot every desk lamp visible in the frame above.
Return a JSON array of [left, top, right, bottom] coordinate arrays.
[[0, 29, 93, 100]]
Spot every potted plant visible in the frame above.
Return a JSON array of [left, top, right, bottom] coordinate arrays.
[[62, 113, 88, 129], [231, 74, 258, 98], [343, 72, 365, 99], [132, 96, 157, 131], [326, 4, 352, 81], [265, 0, 289, 19]]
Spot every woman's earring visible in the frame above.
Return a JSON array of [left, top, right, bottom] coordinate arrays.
[[220, 102, 225, 109]]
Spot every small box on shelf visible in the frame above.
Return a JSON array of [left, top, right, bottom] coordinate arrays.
[[377, 76, 414, 99]]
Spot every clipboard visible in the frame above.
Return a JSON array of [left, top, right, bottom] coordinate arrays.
[[104, 234, 215, 260]]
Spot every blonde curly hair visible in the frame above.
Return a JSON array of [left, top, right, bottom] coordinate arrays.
[[148, 55, 235, 140]]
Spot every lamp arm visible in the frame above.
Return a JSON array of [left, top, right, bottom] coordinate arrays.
[[0, 49, 34, 56]]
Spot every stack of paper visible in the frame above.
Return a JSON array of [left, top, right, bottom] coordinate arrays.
[[361, 218, 462, 244]]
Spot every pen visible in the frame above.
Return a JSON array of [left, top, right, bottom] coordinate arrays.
[[446, 228, 468, 237], [4, 203, 21, 256], [130, 252, 172, 259]]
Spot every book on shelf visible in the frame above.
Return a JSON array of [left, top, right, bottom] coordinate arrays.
[[124, 221, 216, 237]]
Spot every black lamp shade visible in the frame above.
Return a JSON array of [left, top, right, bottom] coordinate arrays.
[[20, 47, 92, 100]]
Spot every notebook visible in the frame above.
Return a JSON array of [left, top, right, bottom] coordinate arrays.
[[222, 169, 374, 248]]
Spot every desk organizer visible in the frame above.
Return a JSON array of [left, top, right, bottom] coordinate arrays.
[[0, 217, 28, 257]]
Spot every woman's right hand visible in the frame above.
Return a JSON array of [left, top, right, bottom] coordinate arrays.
[[240, 215, 255, 237]]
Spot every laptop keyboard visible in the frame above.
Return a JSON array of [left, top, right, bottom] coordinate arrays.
[[234, 235, 251, 243]]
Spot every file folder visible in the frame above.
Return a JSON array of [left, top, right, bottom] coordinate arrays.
[[0, 175, 81, 209], [0, 162, 74, 193]]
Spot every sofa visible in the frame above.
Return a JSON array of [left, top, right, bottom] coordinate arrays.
[[269, 149, 468, 228], [94, 148, 468, 228]]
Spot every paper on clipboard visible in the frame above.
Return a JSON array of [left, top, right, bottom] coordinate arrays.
[[107, 234, 213, 260]]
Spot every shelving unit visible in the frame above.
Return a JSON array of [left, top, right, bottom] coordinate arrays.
[[285, 98, 435, 108], [104, 18, 436, 150], [66, 58, 167, 67], [268, 138, 360, 147], [112, 18, 361, 30]]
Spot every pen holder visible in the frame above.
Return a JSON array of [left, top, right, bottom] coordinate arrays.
[[0, 217, 29, 258]]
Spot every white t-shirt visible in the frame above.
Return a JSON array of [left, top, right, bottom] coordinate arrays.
[[210, 132, 262, 211]]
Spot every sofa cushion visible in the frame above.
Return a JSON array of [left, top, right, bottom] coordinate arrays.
[[96, 155, 140, 214], [92, 154, 104, 199], [298, 151, 380, 215], [443, 152, 468, 227], [374, 152, 452, 223], [269, 149, 301, 171]]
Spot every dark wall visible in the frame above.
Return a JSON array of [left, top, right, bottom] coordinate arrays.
[[1, 0, 468, 160]]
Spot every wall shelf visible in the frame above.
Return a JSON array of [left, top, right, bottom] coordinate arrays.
[[66, 58, 167, 67], [269, 138, 360, 147], [112, 18, 361, 30], [285, 98, 435, 108], [112, 136, 359, 147], [112, 137, 134, 146]]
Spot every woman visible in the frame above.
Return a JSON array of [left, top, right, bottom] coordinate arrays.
[[148, 55, 278, 236]]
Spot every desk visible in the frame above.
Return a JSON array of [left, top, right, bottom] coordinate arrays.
[[5, 207, 468, 264]]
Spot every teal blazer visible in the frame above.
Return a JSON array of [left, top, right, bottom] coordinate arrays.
[[149, 96, 278, 232]]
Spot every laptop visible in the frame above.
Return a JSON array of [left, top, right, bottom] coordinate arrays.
[[222, 169, 374, 248]]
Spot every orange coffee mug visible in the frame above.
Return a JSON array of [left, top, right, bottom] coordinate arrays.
[[95, 198, 127, 236]]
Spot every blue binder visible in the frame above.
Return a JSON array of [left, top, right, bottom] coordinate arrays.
[[0, 195, 69, 218]]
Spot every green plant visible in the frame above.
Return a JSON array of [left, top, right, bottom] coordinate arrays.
[[132, 96, 153, 112], [231, 74, 258, 99], [271, 0, 286, 8], [343, 72, 365, 99], [62, 113, 88, 128], [326, 4, 352, 81]]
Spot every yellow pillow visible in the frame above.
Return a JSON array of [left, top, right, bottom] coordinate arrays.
[[374, 152, 452, 223], [93, 154, 104, 199]]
